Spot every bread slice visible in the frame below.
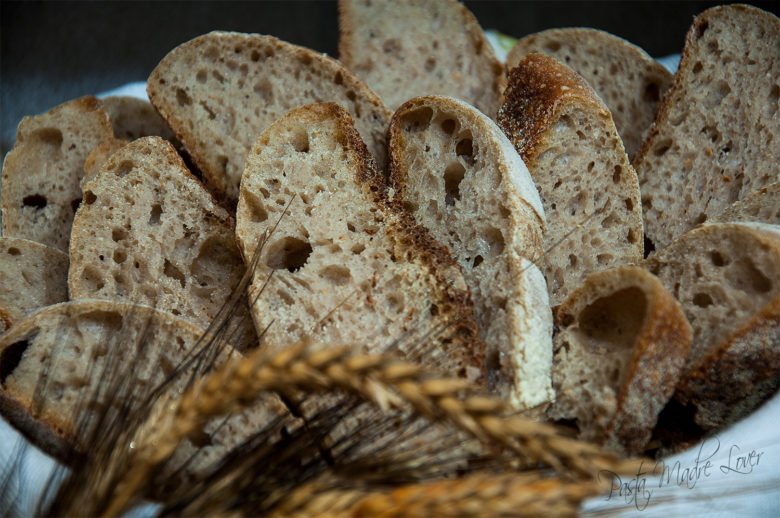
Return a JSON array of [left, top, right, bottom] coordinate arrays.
[[549, 266, 691, 455], [147, 31, 392, 206], [506, 28, 673, 161], [82, 137, 129, 187], [236, 102, 485, 381], [338, 0, 505, 117], [69, 136, 257, 352], [634, 5, 780, 253], [710, 181, 780, 225], [387, 95, 551, 409], [101, 95, 176, 142], [497, 54, 644, 306], [644, 222, 780, 430], [0, 237, 68, 336], [1, 96, 114, 251]]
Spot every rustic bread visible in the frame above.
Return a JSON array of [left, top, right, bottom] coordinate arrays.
[[82, 137, 129, 187], [0, 237, 68, 336], [69, 136, 257, 352], [147, 31, 392, 206], [645, 222, 780, 430], [387, 95, 551, 409], [497, 54, 644, 306], [506, 28, 673, 161], [338, 0, 505, 117], [236, 102, 485, 381], [635, 5, 780, 253], [710, 181, 780, 225], [101, 95, 176, 142], [549, 266, 691, 455], [1, 96, 114, 251]]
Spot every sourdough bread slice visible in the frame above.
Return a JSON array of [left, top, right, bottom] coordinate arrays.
[[147, 31, 392, 206], [1, 96, 114, 251], [0, 237, 68, 336], [710, 181, 780, 225], [82, 137, 129, 187], [388, 95, 551, 409], [498, 54, 644, 306], [101, 95, 176, 142], [338, 0, 505, 117], [635, 5, 780, 252], [236, 102, 485, 381], [549, 266, 691, 455], [644, 222, 780, 430], [506, 28, 673, 161], [69, 136, 257, 352]]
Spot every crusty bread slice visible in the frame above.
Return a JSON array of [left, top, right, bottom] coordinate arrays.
[[338, 0, 505, 117], [101, 95, 176, 142], [506, 28, 673, 161], [387, 95, 551, 409], [147, 31, 392, 206], [497, 54, 644, 306], [69, 136, 257, 352], [549, 266, 691, 455], [710, 181, 780, 225], [236, 102, 485, 381], [635, 5, 780, 253], [644, 222, 780, 430], [0, 237, 68, 336], [1, 96, 114, 251]]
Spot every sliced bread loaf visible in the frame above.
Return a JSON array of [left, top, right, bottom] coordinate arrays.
[[387, 95, 551, 409], [634, 5, 780, 252], [549, 266, 691, 455], [69, 136, 257, 352], [236, 102, 485, 381], [644, 222, 780, 430], [147, 31, 392, 206], [0, 237, 68, 336], [338, 0, 505, 116], [1, 96, 114, 251], [497, 54, 644, 306], [506, 28, 673, 161], [710, 181, 780, 225]]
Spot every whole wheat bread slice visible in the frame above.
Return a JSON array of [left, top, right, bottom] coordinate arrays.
[[338, 0, 505, 117], [82, 137, 129, 187], [710, 181, 780, 225], [506, 28, 673, 161], [388, 95, 551, 409], [101, 95, 177, 142], [69, 136, 257, 352], [549, 265, 691, 455], [1, 96, 114, 251], [147, 31, 392, 206], [645, 222, 780, 431], [236, 102, 485, 382], [498, 54, 644, 306], [0, 237, 68, 336], [635, 5, 780, 253]]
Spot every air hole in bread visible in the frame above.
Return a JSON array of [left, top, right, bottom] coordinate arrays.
[[425, 58, 436, 72], [403, 107, 433, 132], [440, 118, 456, 135], [113, 248, 127, 264], [0, 336, 34, 384], [544, 40, 562, 52], [30, 127, 63, 153], [266, 237, 312, 273], [486, 227, 505, 257], [692, 292, 714, 308], [578, 287, 647, 352], [351, 243, 365, 255], [403, 200, 419, 213], [444, 162, 466, 206], [387, 294, 404, 313], [149, 204, 163, 225], [175, 88, 192, 107], [291, 126, 310, 153], [212, 71, 225, 84], [596, 253, 612, 265], [80, 266, 105, 292], [346, 90, 357, 102], [709, 251, 727, 267], [383, 38, 401, 54], [217, 155, 229, 175], [456, 137, 475, 166], [653, 138, 673, 157], [627, 229, 639, 245], [192, 237, 241, 287], [6, 247, 20, 256], [472, 255, 484, 268], [568, 254, 578, 267], [163, 259, 186, 288], [726, 257, 772, 294], [694, 213, 707, 224], [642, 81, 662, 103], [196, 70, 208, 84], [22, 194, 47, 210], [277, 289, 295, 306], [254, 79, 274, 103], [612, 165, 622, 184], [334, 71, 343, 85], [602, 212, 619, 229], [769, 85, 779, 115], [319, 265, 352, 286], [244, 190, 268, 223], [625, 198, 634, 211], [705, 80, 731, 109]]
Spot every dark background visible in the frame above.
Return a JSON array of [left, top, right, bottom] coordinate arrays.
[[2, 1, 779, 157]]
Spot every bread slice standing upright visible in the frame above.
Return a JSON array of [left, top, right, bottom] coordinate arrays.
[[498, 54, 644, 306], [101, 95, 176, 142], [69, 136, 256, 351], [710, 181, 780, 225], [388, 95, 552, 409], [1, 96, 114, 251], [506, 28, 673, 160], [236, 102, 485, 381], [147, 31, 392, 206], [549, 266, 691, 455], [338, 0, 505, 117], [635, 5, 780, 252]]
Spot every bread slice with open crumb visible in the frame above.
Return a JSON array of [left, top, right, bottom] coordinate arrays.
[[498, 53, 644, 306], [506, 28, 673, 161], [147, 31, 392, 206], [338, 0, 505, 117], [101, 95, 176, 142], [549, 266, 691, 455], [388, 95, 551, 409], [634, 5, 780, 253], [236, 102, 485, 382], [69, 136, 256, 352], [710, 181, 780, 225]]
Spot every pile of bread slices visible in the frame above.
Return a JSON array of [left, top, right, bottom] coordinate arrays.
[[1, 0, 778, 465]]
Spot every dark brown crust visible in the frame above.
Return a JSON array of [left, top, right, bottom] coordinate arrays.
[[497, 53, 604, 164], [0, 308, 12, 333]]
